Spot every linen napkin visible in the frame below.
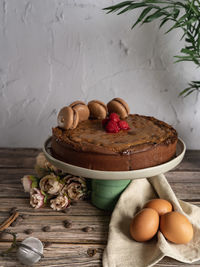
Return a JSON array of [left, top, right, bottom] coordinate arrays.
[[103, 174, 200, 267]]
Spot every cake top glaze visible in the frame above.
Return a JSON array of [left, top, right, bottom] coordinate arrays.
[[53, 114, 177, 155]]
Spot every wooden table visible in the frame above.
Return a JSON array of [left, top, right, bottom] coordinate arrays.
[[0, 148, 200, 267]]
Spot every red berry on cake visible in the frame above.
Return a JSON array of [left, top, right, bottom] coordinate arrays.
[[109, 113, 120, 123], [106, 120, 120, 133], [118, 120, 130, 130]]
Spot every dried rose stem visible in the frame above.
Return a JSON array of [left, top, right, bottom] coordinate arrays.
[[0, 211, 19, 231]]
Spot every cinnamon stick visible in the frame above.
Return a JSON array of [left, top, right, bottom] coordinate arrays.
[[0, 211, 19, 232]]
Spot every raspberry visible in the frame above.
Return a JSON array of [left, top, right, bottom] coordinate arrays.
[[102, 118, 109, 128], [118, 120, 130, 130], [106, 120, 120, 133], [109, 113, 120, 123]]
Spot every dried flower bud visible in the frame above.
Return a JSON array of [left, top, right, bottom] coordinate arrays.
[[21, 175, 38, 193], [35, 152, 60, 177], [30, 188, 44, 209], [62, 176, 87, 201], [39, 174, 63, 195], [50, 194, 70, 211]]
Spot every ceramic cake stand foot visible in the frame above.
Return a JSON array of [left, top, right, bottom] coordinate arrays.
[[91, 174, 167, 211], [91, 179, 131, 211]]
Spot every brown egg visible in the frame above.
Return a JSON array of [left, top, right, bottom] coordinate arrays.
[[160, 211, 193, 244], [130, 208, 159, 242], [144, 199, 173, 216]]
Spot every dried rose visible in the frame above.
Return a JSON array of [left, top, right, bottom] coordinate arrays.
[[62, 176, 87, 201], [30, 188, 44, 209], [21, 175, 38, 192], [39, 174, 63, 195], [35, 152, 60, 177], [50, 194, 70, 211]]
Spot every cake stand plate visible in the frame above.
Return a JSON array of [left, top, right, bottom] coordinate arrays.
[[43, 137, 185, 210]]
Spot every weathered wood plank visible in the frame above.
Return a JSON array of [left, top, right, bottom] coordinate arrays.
[[0, 196, 199, 219], [0, 243, 200, 267], [165, 171, 200, 183], [0, 158, 36, 169], [0, 148, 40, 168], [0, 213, 109, 244], [0, 148, 40, 156], [0, 198, 111, 216], [1, 180, 200, 200], [0, 200, 199, 226], [167, 182, 200, 200], [0, 169, 36, 183], [174, 151, 200, 171], [0, 243, 104, 267]]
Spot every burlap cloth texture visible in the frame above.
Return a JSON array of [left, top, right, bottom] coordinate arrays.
[[103, 174, 200, 267]]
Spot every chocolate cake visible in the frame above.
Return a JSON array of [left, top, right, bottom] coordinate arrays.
[[51, 112, 178, 171]]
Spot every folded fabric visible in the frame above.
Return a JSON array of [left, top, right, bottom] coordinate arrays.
[[103, 174, 200, 267]]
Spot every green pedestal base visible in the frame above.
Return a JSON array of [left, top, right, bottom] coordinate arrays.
[[91, 179, 131, 211]]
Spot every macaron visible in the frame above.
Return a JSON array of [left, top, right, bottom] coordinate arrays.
[[69, 101, 90, 122], [107, 98, 130, 119], [88, 100, 107, 119], [57, 106, 79, 130]]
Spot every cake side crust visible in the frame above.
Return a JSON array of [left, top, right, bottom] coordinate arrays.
[[51, 136, 177, 171]]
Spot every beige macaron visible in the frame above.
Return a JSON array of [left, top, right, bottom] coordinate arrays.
[[69, 101, 90, 122], [107, 98, 130, 119], [88, 100, 107, 119], [57, 106, 79, 130]]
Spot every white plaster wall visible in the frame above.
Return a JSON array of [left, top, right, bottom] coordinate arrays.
[[0, 0, 199, 148]]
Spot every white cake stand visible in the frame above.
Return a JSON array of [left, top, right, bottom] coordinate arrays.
[[43, 137, 186, 210]]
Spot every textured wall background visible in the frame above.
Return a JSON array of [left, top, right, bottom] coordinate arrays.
[[0, 0, 199, 148]]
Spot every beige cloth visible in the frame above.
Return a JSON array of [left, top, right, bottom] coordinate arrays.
[[103, 174, 200, 267]]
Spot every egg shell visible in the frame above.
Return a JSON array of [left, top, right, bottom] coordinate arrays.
[[144, 199, 173, 216], [130, 208, 159, 242], [160, 211, 193, 244]]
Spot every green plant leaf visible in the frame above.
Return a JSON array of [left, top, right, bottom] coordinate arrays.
[[181, 48, 196, 55], [173, 8, 180, 19], [118, 2, 153, 14], [188, 0, 199, 15], [143, 9, 165, 23], [159, 17, 170, 28], [104, 0, 200, 96], [132, 6, 153, 27], [165, 13, 188, 33], [41, 190, 48, 204], [179, 87, 193, 96], [184, 88, 197, 96], [103, 1, 132, 12]]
